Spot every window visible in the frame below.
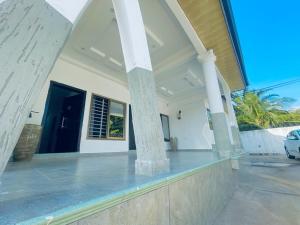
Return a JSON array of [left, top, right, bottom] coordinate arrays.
[[88, 94, 126, 140], [222, 95, 228, 114], [160, 114, 170, 142], [108, 101, 126, 139], [88, 95, 109, 138], [292, 131, 299, 140], [206, 109, 213, 130]]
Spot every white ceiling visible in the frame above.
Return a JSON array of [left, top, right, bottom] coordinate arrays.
[[61, 0, 206, 102]]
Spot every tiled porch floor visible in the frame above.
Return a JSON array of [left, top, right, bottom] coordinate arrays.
[[0, 150, 220, 225]]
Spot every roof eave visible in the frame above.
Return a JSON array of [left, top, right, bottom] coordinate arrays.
[[219, 0, 249, 88]]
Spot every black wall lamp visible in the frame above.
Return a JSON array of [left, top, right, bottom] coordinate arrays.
[[177, 110, 182, 120]]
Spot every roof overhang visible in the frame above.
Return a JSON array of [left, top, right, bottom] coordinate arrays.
[[178, 0, 248, 91]]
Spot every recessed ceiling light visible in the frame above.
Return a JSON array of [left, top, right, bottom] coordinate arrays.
[[109, 57, 123, 67], [160, 86, 167, 91], [187, 70, 197, 79], [90, 47, 106, 58], [184, 76, 196, 87], [167, 90, 174, 96], [197, 78, 204, 86], [145, 26, 164, 47], [191, 73, 197, 79]]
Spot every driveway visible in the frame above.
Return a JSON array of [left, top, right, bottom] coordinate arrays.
[[215, 155, 300, 225]]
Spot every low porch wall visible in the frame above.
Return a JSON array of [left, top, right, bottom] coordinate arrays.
[[71, 159, 234, 225], [22, 159, 235, 225]]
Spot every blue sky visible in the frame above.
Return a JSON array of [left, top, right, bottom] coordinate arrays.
[[230, 0, 300, 109]]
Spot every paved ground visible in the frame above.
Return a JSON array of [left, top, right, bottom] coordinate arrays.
[[215, 155, 300, 225]]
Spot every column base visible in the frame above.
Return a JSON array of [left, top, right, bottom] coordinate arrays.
[[211, 112, 234, 157], [218, 150, 232, 158], [233, 145, 243, 154], [231, 126, 244, 153], [212, 144, 217, 152], [212, 144, 231, 158], [135, 158, 170, 176], [231, 158, 240, 170]]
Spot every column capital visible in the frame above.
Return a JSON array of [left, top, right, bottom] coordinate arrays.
[[197, 49, 216, 64]]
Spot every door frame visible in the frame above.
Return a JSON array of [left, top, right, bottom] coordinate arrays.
[[40, 81, 86, 153], [128, 104, 136, 150]]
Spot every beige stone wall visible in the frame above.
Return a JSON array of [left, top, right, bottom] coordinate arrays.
[[68, 160, 235, 225]]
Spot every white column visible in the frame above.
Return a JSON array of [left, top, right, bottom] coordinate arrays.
[[199, 50, 224, 114], [224, 89, 243, 152], [112, 0, 169, 176], [0, 0, 90, 175], [198, 50, 233, 157]]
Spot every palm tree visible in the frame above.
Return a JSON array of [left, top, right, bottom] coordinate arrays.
[[232, 91, 299, 130]]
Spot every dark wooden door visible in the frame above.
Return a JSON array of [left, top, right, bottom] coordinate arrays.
[[55, 94, 84, 153]]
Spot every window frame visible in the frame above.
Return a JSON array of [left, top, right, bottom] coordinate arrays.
[[206, 108, 213, 130], [107, 99, 127, 140], [160, 114, 170, 142], [87, 93, 127, 141]]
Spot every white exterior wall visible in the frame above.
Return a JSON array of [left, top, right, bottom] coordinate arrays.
[[27, 58, 170, 153], [240, 126, 300, 154], [169, 99, 214, 150]]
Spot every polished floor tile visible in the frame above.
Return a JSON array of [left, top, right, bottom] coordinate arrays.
[[0, 150, 219, 225]]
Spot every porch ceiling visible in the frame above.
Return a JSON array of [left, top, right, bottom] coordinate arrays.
[[178, 0, 247, 91], [61, 0, 207, 101], [62, 0, 194, 77]]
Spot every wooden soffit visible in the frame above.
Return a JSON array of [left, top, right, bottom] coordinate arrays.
[[178, 0, 246, 90]]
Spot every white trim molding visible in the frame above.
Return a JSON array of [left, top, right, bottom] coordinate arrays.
[[45, 0, 91, 24], [112, 0, 152, 73]]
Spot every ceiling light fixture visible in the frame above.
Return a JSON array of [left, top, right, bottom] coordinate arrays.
[[145, 26, 164, 47], [167, 90, 174, 96], [109, 57, 123, 67], [90, 47, 106, 58], [160, 86, 174, 96], [197, 78, 204, 86]]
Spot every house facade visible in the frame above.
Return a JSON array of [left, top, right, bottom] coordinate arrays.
[[0, 0, 247, 176]]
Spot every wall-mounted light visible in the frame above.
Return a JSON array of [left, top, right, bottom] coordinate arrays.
[[177, 110, 182, 120], [29, 111, 39, 118]]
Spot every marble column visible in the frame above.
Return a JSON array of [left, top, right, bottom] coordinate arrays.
[[228, 98, 243, 153], [0, 0, 89, 174], [224, 90, 243, 153], [231, 125, 243, 152], [198, 50, 233, 158], [112, 0, 169, 176]]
